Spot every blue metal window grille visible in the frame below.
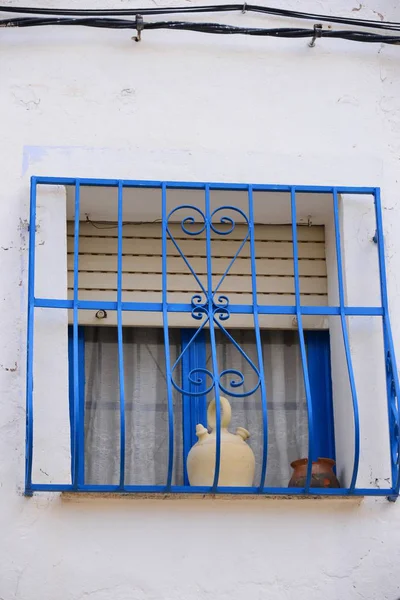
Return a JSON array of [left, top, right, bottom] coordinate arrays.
[[25, 177, 400, 499]]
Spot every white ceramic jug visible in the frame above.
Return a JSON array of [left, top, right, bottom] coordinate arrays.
[[187, 396, 255, 487]]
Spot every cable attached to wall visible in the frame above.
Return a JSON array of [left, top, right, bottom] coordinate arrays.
[[1, 3, 400, 31], [1, 3, 400, 46], [2, 16, 400, 45]]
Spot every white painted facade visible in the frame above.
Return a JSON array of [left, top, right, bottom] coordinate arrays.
[[1, 0, 400, 598]]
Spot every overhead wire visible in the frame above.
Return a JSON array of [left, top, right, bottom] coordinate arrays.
[[1, 4, 400, 45], [0, 3, 400, 31], [1, 16, 400, 44]]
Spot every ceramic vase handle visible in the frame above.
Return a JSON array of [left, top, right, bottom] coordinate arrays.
[[207, 396, 232, 429]]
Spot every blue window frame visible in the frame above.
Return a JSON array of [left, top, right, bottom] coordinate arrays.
[[25, 177, 400, 499]]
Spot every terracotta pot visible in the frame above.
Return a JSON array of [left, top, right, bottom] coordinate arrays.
[[289, 457, 340, 488]]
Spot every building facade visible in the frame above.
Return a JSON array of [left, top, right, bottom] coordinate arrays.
[[1, 1, 400, 598]]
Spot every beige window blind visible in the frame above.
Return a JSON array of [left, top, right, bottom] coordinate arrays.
[[67, 222, 327, 329]]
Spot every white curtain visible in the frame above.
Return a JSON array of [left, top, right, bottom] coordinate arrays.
[[84, 328, 182, 486], [84, 327, 307, 487], [209, 329, 308, 487]]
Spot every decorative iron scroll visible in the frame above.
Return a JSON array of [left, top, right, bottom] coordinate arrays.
[[168, 204, 261, 399], [387, 350, 400, 473]]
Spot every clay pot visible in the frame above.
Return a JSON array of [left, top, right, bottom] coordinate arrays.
[[187, 396, 256, 487], [289, 457, 340, 488]]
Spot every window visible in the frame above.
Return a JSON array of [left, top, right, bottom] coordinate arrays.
[[26, 178, 400, 499], [70, 326, 333, 488]]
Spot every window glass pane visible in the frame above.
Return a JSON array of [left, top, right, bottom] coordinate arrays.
[[205, 329, 308, 487], [84, 327, 182, 486], [84, 326, 308, 488]]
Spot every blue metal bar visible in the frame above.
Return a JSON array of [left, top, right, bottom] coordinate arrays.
[[35, 299, 159, 310], [374, 188, 400, 496], [205, 184, 222, 491], [25, 177, 37, 494], [34, 298, 385, 317], [291, 187, 314, 493], [68, 326, 86, 485], [303, 307, 383, 316], [72, 181, 81, 490], [374, 189, 390, 312], [181, 329, 207, 485], [117, 181, 126, 489], [248, 186, 269, 491], [77, 327, 85, 485], [181, 330, 192, 486], [383, 323, 400, 497], [382, 324, 397, 490], [28, 482, 395, 496], [332, 188, 360, 492], [191, 334, 207, 431], [33, 176, 376, 195], [162, 183, 175, 490], [68, 327, 74, 477]]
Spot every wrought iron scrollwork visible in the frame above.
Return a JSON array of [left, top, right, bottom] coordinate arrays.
[[214, 316, 261, 397], [166, 205, 207, 297], [387, 350, 400, 468], [167, 203, 261, 399], [211, 206, 250, 301]]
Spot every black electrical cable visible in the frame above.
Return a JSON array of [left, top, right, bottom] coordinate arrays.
[[2, 16, 400, 45], [1, 3, 400, 32]]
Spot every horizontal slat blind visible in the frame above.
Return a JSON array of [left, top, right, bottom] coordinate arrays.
[[67, 222, 328, 328]]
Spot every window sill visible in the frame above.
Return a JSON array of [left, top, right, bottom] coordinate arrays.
[[60, 492, 365, 504]]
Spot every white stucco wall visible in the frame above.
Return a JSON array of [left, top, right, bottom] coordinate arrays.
[[1, 1, 400, 598]]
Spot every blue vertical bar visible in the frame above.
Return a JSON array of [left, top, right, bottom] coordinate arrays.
[[248, 186, 269, 492], [374, 189, 390, 313], [205, 184, 222, 491], [117, 181, 126, 489], [374, 188, 400, 495], [332, 188, 360, 492], [78, 328, 85, 485], [181, 329, 207, 485], [68, 326, 85, 485], [72, 181, 81, 489], [290, 187, 314, 492], [191, 334, 207, 432], [162, 183, 175, 490], [382, 325, 398, 491], [68, 327, 74, 475], [25, 177, 37, 495], [181, 332, 192, 487]]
